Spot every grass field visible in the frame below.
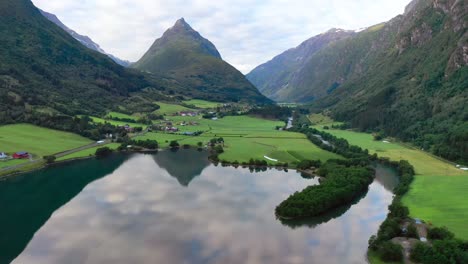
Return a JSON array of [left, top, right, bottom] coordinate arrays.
[[312, 123, 468, 239], [0, 124, 92, 168], [106, 111, 138, 121], [184, 99, 221, 109], [154, 102, 192, 115], [87, 116, 148, 129], [57, 143, 121, 161], [137, 115, 341, 165]]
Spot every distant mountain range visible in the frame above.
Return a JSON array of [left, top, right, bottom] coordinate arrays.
[[249, 0, 467, 163], [132, 18, 268, 104], [247, 29, 356, 102], [39, 9, 131, 67]]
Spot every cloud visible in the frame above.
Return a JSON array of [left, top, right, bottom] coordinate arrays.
[[31, 0, 411, 73]]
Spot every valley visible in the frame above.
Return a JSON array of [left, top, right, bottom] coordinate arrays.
[[0, 0, 466, 263], [310, 115, 468, 240]]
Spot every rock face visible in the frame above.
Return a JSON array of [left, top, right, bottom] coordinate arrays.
[[247, 29, 355, 102], [39, 9, 131, 67], [132, 18, 270, 104]]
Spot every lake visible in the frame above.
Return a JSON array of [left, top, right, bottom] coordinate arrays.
[[0, 149, 398, 264]]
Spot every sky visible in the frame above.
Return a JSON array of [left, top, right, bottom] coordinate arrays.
[[32, 0, 411, 73]]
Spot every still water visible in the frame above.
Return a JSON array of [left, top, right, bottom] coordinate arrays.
[[0, 149, 398, 264]]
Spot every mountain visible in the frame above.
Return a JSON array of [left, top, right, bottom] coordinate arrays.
[[132, 18, 270, 104], [254, 0, 466, 163], [39, 9, 131, 67], [0, 0, 163, 121], [247, 29, 355, 102]]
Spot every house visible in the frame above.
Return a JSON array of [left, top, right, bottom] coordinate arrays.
[[13, 151, 29, 159], [0, 152, 8, 159], [165, 127, 179, 133], [179, 111, 198, 117]]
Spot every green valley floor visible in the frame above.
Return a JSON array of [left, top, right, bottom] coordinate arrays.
[[312, 123, 468, 239]]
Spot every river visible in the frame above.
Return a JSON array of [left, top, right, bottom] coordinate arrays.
[[0, 149, 398, 264]]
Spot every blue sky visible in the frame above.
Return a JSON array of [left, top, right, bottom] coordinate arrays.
[[32, 0, 411, 73]]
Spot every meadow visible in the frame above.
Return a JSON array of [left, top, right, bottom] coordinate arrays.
[[106, 111, 139, 121], [312, 122, 468, 239], [183, 99, 221, 108], [153, 102, 192, 115], [0, 124, 91, 168], [137, 115, 341, 165], [87, 116, 148, 129]]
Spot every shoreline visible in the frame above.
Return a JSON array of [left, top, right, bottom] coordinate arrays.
[[0, 147, 303, 180]]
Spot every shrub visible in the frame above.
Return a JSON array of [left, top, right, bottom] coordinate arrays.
[[428, 227, 454, 241], [43, 155, 56, 164], [379, 241, 403, 262], [169, 140, 180, 149]]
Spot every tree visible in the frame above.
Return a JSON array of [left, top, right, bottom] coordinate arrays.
[[428, 227, 454, 241], [95, 147, 113, 158], [214, 145, 224, 154], [169, 140, 180, 149], [43, 155, 56, 164], [379, 241, 403, 262]]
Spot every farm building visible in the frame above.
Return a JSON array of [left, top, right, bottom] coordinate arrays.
[[0, 152, 8, 159], [13, 151, 29, 159]]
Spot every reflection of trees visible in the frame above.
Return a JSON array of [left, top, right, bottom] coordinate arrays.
[[153, 149, 210, 187], [0, 155, 127, 264], [279, 187, 370, 229]]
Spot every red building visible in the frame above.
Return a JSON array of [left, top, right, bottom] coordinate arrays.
[[13, 151, 29, 159]]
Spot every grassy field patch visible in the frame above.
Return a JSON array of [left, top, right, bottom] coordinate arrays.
[[106, 112, 138, 121], [154, 102, 192, 115], [313, 125, 468, 238], [184, 99, 221, 108], [0, 124, 92, 167], [138, 115, 341, 165]]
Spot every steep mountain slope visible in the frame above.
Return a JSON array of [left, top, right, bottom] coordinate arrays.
[[247, 29, 355, 102], [39, 9, 131, 67], [132, 18, 270, 104], [0, 0, 160, 120], [318, 0, 467, 163]]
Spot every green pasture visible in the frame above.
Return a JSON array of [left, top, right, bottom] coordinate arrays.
[[313, 124, 468, 239], [154, 102, 192, 115], [137, 115, 341, 165], [184, 99, 221, 108], [0, 124, 91, 168], [87, 116, 148, 129], [106, 111, 139, 121]]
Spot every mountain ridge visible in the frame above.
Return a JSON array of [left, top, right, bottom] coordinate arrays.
[[132, 18, 270, 104], [39, 9, 131, 67], [247, 29, 356, 102]]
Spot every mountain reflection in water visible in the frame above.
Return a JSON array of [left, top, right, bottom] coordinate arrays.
[[1, 150, 396, 264]]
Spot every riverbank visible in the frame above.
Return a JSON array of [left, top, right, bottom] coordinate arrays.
[[312, 126, 468, 240]]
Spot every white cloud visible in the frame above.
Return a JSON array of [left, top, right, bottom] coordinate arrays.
[[32, 0, 411, 73]]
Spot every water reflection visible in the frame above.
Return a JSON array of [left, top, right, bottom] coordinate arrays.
[[0, 155, 128, 264], [4, 151, 396, 264], [152, 149, 210, 186]]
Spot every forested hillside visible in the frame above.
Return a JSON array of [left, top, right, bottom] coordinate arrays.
[[319, 0, 467, 163], [250, 0, 467, 163], [0, 1, 270, 126]]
